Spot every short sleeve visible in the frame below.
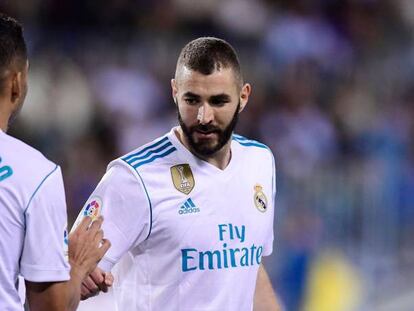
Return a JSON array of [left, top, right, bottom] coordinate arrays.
[[20, 165, 70, 282], [262, 151, 276, 256], [72, 163, 151, 272]]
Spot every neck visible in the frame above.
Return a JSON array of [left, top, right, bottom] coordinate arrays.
[[175, 127, 232, 170], [0, 105, 9, 132]]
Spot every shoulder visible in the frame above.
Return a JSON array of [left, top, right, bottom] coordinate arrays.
[[233, 134, 277, 195], [0, 131, 57, 182], [111, 134, 178, 174], [232, 133, 274, 161], [0, 132, 60, 210]]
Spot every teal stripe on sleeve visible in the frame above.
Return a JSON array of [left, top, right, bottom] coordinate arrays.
[[134, 170, 153, 240], [236, 141, 268, 149], [25, 165, 59, 212], [123, 137, 169, 161], [119, 160, 153, 240], [133, 147, 177, 169], [233, 135, 269, 149], [127, 141, 173, 165], [232, 134, 248, 141]]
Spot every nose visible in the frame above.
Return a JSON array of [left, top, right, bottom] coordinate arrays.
[[198, 103, 214, 125]]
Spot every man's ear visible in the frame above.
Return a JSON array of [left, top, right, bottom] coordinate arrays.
[[171, 79, 178, 105], [239, 83, 251, 113], [11, 71, 23, 105], [11, 61, 28, 107]]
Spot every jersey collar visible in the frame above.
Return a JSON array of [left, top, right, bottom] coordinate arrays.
[[167, 126, 239, 176]]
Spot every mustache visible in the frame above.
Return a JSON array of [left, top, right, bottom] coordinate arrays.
[[191, 124, 222, 134]]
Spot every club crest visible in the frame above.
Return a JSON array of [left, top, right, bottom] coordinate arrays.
[[171, 164, 195, 195], [254, 184, 268, 212]]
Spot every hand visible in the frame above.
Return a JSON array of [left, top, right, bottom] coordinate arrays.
[[81, 267, 114, 300], [68, 216, 111, 281]]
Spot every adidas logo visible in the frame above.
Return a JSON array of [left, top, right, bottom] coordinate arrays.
[[178, 198, 200, 215]]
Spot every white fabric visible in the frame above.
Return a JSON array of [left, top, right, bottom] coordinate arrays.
[[0, 130, 70, 311], [72, 164, 151, 270], [77, 127, 275, 311]]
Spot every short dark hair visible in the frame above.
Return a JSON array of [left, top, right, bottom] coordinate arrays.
[[0, 13, 27, 72], [175, 37, 243, 87]]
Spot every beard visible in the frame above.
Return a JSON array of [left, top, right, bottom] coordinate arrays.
[[178, 102, 240, 157]]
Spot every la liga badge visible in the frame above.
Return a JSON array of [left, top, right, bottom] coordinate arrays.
[[83, 197, 102, 220]]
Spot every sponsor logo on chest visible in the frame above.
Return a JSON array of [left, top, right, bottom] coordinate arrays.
[[181, 223, 265, 272]]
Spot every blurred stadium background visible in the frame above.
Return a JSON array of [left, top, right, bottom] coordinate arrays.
[[2, 0, 414, 310]]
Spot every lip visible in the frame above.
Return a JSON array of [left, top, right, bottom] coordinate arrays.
[[194, 131, 217, 139]]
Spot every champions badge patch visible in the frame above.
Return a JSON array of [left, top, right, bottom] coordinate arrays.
[[171, 164, 195, 195], [254, 184, 268, 212], [83, 197, 102, 220]]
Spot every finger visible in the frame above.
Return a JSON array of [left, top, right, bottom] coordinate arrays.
[[83, 277, 98, 292], [75, 216, 93, 233], [81, 284, 92, 299], [104, 272, 114, 287], [88, 216, 104, 234], [90, 268, 108, 293], [81, 290, 100, 300], [83, 276, 100, 293], [98, 239, 111, 258], [90, 268, 105, 284], [93, 229, 104, 245], [99, 282, 109, 293]]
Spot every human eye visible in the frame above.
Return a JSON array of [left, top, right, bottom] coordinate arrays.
[[210, 98, 229, 107], [184, 97, 199, 106]]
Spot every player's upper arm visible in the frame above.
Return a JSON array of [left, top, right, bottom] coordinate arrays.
[[263, 149, 276, 257], [72, 163, 151, 271], [25, 280, 67, 311], [21, 165, 70, 282], [268, 148, 276, 201]]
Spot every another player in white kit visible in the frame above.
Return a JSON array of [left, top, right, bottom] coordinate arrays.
[[78, 37, 280, 310], [0, 13, 110, 311]]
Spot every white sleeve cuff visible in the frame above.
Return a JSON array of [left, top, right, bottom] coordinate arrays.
[[98, 257, 117, 272], [20, 263, 70, 282]]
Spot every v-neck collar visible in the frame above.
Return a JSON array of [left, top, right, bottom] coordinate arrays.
[[167, 127, 239, 176]]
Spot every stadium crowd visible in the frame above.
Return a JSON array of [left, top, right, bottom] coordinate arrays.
[[2, 0, 413, 309]]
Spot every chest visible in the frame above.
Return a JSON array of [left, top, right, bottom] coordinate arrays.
[[140, 162, 273, 252]]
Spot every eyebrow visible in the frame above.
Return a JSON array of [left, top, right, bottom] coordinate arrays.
[[182, 92, 231, 102], [183, 92, 201, 99], [210, 93, 231, 102]]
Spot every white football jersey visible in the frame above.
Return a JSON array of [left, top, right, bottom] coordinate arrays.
[[76, 127, 275, 311], [0, 130, 70, 311]]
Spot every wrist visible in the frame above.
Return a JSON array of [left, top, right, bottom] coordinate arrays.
[[69, 260, 88, 283]]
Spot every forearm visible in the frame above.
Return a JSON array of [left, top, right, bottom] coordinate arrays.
[[25, 281, 67, 311], [26, 268, 85, 311], [66, 265, 87, 311], [253, 264, 282, 311]]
